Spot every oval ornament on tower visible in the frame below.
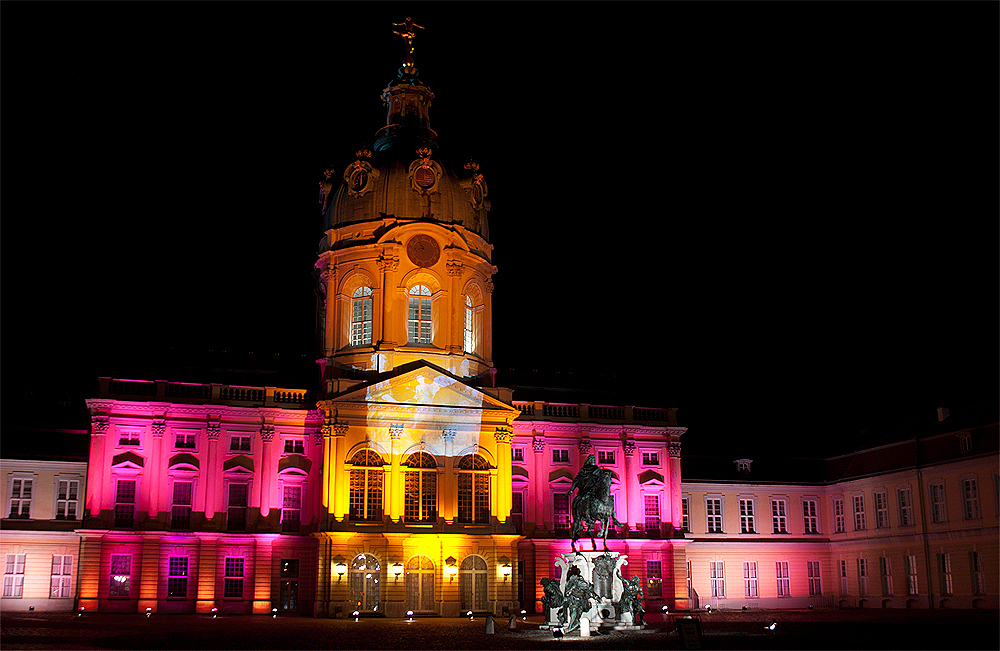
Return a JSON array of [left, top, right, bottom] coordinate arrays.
[[406, 234, 440, 267]]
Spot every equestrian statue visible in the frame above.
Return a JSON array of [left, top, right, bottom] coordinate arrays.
[[567, 454, 623, 551]]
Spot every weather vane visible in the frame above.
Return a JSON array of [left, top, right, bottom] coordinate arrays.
[[392, 16, 425, 57]]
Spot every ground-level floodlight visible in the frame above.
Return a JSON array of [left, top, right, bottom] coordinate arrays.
[[78, 606, 85, 617], [661, 605, 669, 616], [521, 609, 527, 621], [272, 607, 278, 618], [706, 605, 712, 613], [146, 607, 152, 618], [552, 627, 564, 638], [211, 607, 218, 618], [353, 610, 360, 621], [766, 619, 777, 631], [467, 610, 474, 620], [407, 610, 414, 622]]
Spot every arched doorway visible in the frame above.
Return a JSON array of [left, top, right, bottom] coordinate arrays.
[[460, 555, 488, 612], [405, 555, 436, 613], [350, 553, 381, 612]]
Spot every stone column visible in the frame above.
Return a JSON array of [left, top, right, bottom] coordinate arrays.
[[441, 429, 457, 522], [332, 422, 348, 521], [322, 262, 337, 356], [87, 412, 109, 517], [483, 278, 495, 364], [388, 424, 403, 521], [622, 440, 638, 532], [531, 434, 547, 529], [447, 257, 464, 354], [149, 418, 166, 518], [493, 426, 514, 521], [205, 419, 221, 519], [377, 251, 399, 349], [259, 422, 275, 519], [668, 441, 683, 530]]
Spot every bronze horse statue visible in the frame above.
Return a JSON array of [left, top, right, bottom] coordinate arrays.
[[569, 460, 623, 551]]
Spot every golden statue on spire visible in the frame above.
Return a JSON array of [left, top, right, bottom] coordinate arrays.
[[392, 17, 425, 56]]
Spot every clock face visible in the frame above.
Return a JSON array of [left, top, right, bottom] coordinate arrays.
[[406, 234, 440, 267]]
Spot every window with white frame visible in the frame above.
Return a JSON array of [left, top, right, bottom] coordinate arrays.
[[551, 448, 569, 464], [857, 558, 869, 597], [706, 498, 723, 533], [873, 490, 889, 529], [167, 556, 188, 598], [352, 286, 373, 346], [511, 447, 524, 463], [109, 554, 132, 597], [118, 428, 141, 447], [227, 481, 250, 531], [171, 480, 193, 530], [174, 430, 197, 450], [644, 494, 660, 533], [839, 560, 849, 595], [407, 285, 432, 344], [929, 483, 946, 522], [970, 551, 986, 594], [50, 555, 72, 598], [709, 561, 725, 598], [281, 484, 302, 532], [771, 499, 788, 533], [776, 561, 790, 596], [897, 487, 914, 526], [904, 555, 918, 595], [807, 561, 821, 596], [463, 294, 473, 353], [224, 557, 244, 598], [597, 450, 615, 465], [8, 476, 33, 519], [962, 478, 980, 519], [114, 479, 137, 527], [3, 554, 25, 597], [646, 560, 662, 597], [641, 451, 659, 466], [802, 499, 819, 533], [283, 437, 305, 455], [686, 560, 692, 599], [553, 493, 570, 531], [743, 561, 758, 598], [229, 433, 252, 454], [852, 495, 866, 531], [833, 497, 846, 533], [937, 553, 952, 595], [681, 496, 690, 532], [879, 557, 893, 596], [739, 498, 756, 534]]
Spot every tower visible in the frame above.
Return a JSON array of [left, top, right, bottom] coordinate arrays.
[[316, 33, 496, 394]]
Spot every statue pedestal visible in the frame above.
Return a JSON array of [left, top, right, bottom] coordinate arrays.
[[553, 550, 630, 631]]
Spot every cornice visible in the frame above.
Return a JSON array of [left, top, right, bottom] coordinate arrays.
[[100, 402, 323, 424]]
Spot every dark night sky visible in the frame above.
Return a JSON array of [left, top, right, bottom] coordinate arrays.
[[3, 2, 997, 458]]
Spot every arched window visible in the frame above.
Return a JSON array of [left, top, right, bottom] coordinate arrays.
[[457, 454, 490, 524], [348, 449, 383, 522], [463, 295, 473, 353], [351, 287, 373, 346], [405, 555, 435, 612], [403, 452, 437, 523], [350, 553, 381, 612], [459, 555, 488, 612], [407, 285, 432, 344]]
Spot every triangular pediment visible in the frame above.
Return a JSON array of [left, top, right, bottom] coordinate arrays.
[[331, 361, 517, 413]]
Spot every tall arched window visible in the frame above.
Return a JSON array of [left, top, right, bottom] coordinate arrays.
[[351, 286, 373, 346], [405, 555, 435, 613], [457, 454, 490, 524], [459, 555, 488, 612], [350, 553, 381, 612], [349, 449, 383, 521], [403, 452, 437, 523], [463, 294, 473, 353], [407, 285, 432, 344]]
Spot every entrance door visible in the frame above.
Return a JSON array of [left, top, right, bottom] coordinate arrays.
[[350, 554, 381, 612], [459, 555, 488, 612], [405, 555, 436, 612], [279, 559, 299, 611]]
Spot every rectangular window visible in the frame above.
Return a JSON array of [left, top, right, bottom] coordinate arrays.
[[739, 499, 756, 534], [681, 497, 690, 532], [8, 478, 32, 519], [686, 560, 692, 600], [970, 551, 986, 595], [874, 490, 889, 529], [852, 495, 866, 531], [283, 439, 305, 455], [743, 561, 758, 598], [118, 429, 141, 446], [171, 481, 193, 530], [3, 554, 26, 597], [644, 494, 660, 533], [802, 500, 818, 533], [839, 560, 849, 596], [709, 561, 725, 598], [229, 435, 252, 453], [904, 555, 918, 595], [174, 432, 197, 449], [706, 498, 723, 533], [807, 561, 821, 596], [641, 451, 659, 466], [771, 499, 788, 533], [109, 554, 132, 597], [114, 479, 136, 527], [551, 449, 569, 464], [646, 560, 662, 598], [512, 447, 524, 463], [50, 555, 73, 598], [834, 497, 846, 533], [227, 483, 249, 531], [930, 483, 946, 523], [858, 558, 869, 596], [597, 450, 615, 465], [56, 479, 80, 520], [776, 561, 790, 597], [553, 493, 570, 531], [281, 484, 301, 532], [897, 488, 914, 526], [879, 557, 893, 596], [167, 556, 188, 598], [937, 553, 952, 595], [963, 479, 980, 520], [224, 557, 245, 599], [510, 491, 523, 532]]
